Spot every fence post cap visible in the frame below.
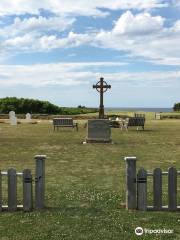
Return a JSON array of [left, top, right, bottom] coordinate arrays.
[[34, 155, 47, 159], [124, 156, 137, 161]]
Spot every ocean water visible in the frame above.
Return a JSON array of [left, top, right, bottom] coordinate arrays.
[[105, 107, 172, 113]]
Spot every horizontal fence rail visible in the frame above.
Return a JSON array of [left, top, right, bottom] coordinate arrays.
[[125, 157, 180, 211], [0, 155, 46, 212]]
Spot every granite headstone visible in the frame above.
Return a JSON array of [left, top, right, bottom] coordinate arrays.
[[26, 113, 31, 122], [85, 119, 111, 143], [9, 111, 17, 125]]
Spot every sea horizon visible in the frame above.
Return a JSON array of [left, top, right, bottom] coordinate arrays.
[[105, 107, 172, 113]]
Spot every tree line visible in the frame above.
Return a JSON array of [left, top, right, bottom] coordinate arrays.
[[0, 97, 98, 115], [173, 103, 180, 111]]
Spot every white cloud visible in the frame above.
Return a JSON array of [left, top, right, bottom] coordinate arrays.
[[35, 35, 66, 50], [10, 16, 75, 35], [93, 11, 180, 65], [105, 71, 180, 87], [112, 11, 164, 35], [0, 0, 168, 17], [4, 34, 34, 49], [172, 20, 180, 32], [0, 62, 128, 87], [0, 62, 179, 88], [0, 15, 76, 53], [0, 15, 75, 37], [3, 31, 92, 52], [1, 9, 180, 66]]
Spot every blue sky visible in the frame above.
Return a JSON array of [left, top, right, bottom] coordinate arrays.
[[0, 0, 180, 108]]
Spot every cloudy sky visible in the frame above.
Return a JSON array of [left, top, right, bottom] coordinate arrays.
[[0, 0, 180, 108]]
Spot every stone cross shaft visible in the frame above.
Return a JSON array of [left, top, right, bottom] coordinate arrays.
[[93, 77, 111, 119]]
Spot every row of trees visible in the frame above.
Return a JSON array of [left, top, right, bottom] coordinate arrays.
[[0, 97, 98, 115], [0, 97, 61, 114]]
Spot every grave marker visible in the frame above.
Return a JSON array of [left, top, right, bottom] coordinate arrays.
[[85, 119, 111, 143], [9, 111, 17, 125], [26, 113, 31, 123], [93, 77, 111, 119]]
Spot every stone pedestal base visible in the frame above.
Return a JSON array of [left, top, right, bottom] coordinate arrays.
[[85, 138, 112, 143]]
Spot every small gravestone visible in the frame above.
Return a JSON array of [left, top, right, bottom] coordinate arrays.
[[9, 111, 17, 125], [85, 119, 111, 143], [9, 111, 15, 118], [26, 113, 31, 123]]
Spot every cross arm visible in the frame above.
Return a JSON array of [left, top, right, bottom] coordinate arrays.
[[93, 84, 111, 89]]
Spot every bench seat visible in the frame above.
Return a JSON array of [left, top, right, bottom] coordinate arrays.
[[127, 117, 145, 130], [53, 118, 78, 131]]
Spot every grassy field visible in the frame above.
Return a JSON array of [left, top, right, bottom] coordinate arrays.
[[81, 110, 155, 120], [83, 110, 180, 120], [0, 116, 180, 240]]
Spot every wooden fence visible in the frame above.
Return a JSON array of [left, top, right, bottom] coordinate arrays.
[[125, 157, 180, 211], [0, 155, 46, 212]]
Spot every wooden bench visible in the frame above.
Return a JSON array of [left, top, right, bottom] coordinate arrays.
[[53, 118, 78, 131], [127, 117, 145, 130]]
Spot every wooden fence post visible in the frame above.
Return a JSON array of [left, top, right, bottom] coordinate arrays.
[[137, 168, 147, 211], [23, 169, 33, 212], [8, 168, 17, 211], [153, 168, 162, 210], [35, 155, 47, 209], [0, 171, 2, 212], [124, 156, 137, 210], [168, 167, 177, 211]]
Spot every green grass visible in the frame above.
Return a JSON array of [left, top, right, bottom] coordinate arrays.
[[0, 118, 180, 240]]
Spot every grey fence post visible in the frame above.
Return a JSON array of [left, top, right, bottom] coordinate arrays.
[[153, 168, 162, 210], [168, 167, 177, 211], [137, 168, 147, 211], [23, 169, 33, 212], [8, 168, 17, 211], [35, 155, 47, 209], [124, 156, 137, 210], [0, 171, 2, 212]]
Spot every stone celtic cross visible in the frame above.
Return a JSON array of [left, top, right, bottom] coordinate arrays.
[[93, 77, 111, 119]]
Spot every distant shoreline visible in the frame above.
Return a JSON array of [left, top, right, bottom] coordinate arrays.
[[105, 107, 172, 113]]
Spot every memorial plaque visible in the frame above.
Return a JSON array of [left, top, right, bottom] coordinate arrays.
[[86, 119, 111, 143]]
